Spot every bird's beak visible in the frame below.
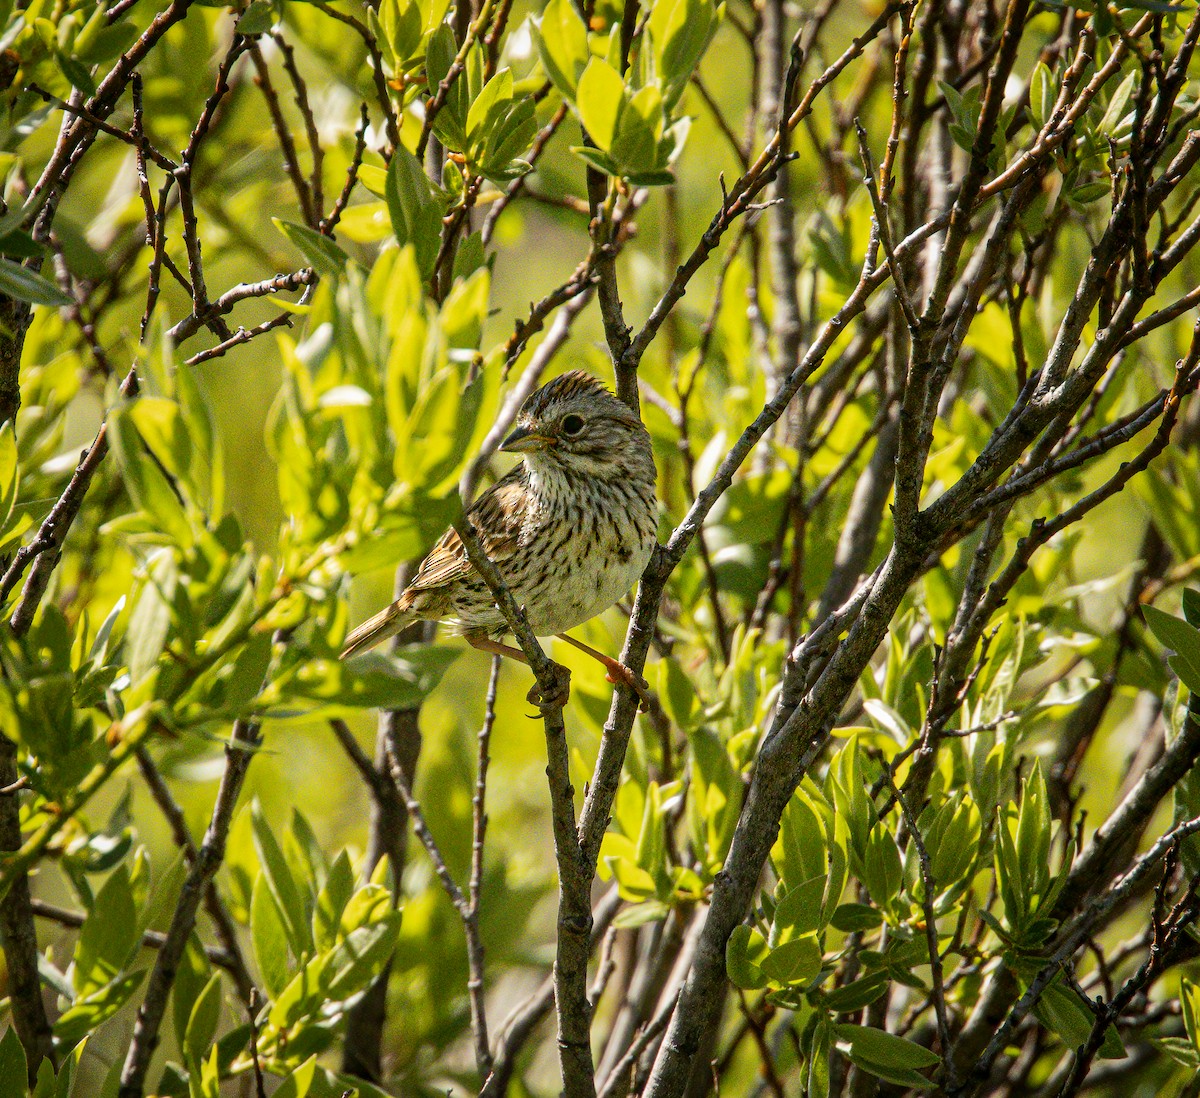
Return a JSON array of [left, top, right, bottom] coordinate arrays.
[[501, 425, 555, 453]]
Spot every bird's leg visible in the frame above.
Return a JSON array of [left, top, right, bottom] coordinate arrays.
[[465, 631, 529, 666], [464, 631, 571, 709], [556, 633, 651, 713]]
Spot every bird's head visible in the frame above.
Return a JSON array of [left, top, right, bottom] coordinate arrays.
[[500, 371, 653, 481]]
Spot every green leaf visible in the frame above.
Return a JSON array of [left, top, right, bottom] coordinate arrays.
[[1015, 761, 1051, 902], [129, 398, 193, 489], [235, 0, 275, 34], [194, 1043, 222, 1098], [172, 937, 210, 1055], [570, 144, 620, 177], [109, 410, 195, 548], [633, 781, 667, 882], [266, 914, 401, 1035], [56, 51, 96, 95], [466, 68, 513, 146], [74, 21, 139, 65], [1182, 978, 1200, 1046], [0, 230, 42, 260], [1098, 71, 1136, 137], [824, 970, 890, 1012], [31, 1058, 54, 1098], [74, 865, 138, 996], [54, 970, 146, 1047], [53, 1048, 75, 1098], [252, 874, 291, 999], [126, 549, 176, 686], [1156, 1036, 1200, 1070], [184, 972, 223, 1070], [774, 792, 829, 890], [378, 0, 424, 68], [860, 826, 903, 909], [272, 1057, 317, 1098], [473, 83, 538, 183], [576, 58, 625, 151], [726, 924, 770, 990], [610, 85, 664, 175], [659, 658, 700, 730], [1068, 180, 1110, 206], [1029, 61, 1055, 128], [314, 850, 355, 950], [1034, 982, 1125, 1059], [830, 902, 884, 933], [1144, 605, 1200, 694], [252, 802, 314, 959], [611, 899, 671, 929], [760, 934, 822, 986], [841, 1053, 933, 1089], [384, 147, 444, 281], [1119, 0, 1186, 12], [0, 1026, 28, 1098], [1033, 984, 1089, 1044], [218, 631, 272, 713], [534, 0, 590, 100], [288, 655, 429, 711], [425, 26, 470, 150], [687, 726, 740, 874], [321, 914, 403, 1000], [834, 1024, 941, 1069], [647, 0, 721, 110], [773, 876, 828, 938], [0, 419, 19, 536], [0, 257, 73, 307], [272, 220, 346, 280], [609, 855, 657, 901], [452, 230, 487, 281], [1182, 588, 1200, 628]]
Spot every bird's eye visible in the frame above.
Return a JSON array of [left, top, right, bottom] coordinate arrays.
[[561, 414, 585, 435]]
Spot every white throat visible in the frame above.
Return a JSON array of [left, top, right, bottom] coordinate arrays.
[[524, 456, 573, 507]]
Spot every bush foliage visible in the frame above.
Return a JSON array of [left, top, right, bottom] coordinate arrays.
[[0, 1, 1199, 1098]]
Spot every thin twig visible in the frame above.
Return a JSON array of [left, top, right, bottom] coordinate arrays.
[[885, 773, 955, 1084], [29, 899, 239, 972], [468, 656, 501, 1078]]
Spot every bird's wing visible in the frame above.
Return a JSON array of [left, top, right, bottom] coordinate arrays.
[[406, 466, 528, 592]]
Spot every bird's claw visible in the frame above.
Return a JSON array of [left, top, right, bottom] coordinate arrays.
[[527, 664, 572, 711], [604, 662, 652, 713]]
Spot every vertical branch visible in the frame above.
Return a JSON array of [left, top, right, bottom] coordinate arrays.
[[886, 774, 954, 1081], [273, 30, 325, 222], [343, 569, 423, 1083], [119, 720, 264, 1098], [0, 735, 53, 1085], [452, 518, 597, 1098], [0, 294, 30, 427], [591, 180, 635, 410], [762, 0, 804, 420], [249, 44, 316, 226], [381, 733, 495, 1081], [468, 656, 501, 1078]]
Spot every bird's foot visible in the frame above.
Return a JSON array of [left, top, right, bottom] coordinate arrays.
[[527, 663, 572, 711], [602, 659, 652, 713]]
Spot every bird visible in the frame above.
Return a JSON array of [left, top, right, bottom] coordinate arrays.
[[341, 370, 658, 709]]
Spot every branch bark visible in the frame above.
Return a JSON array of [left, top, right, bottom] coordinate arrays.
[[119, 720, 263, 1098]]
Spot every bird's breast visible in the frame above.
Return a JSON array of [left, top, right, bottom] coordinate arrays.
[[514, 476, 656, 636]]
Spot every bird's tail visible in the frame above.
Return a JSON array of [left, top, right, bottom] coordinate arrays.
[[341, 602, 418, 658]]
